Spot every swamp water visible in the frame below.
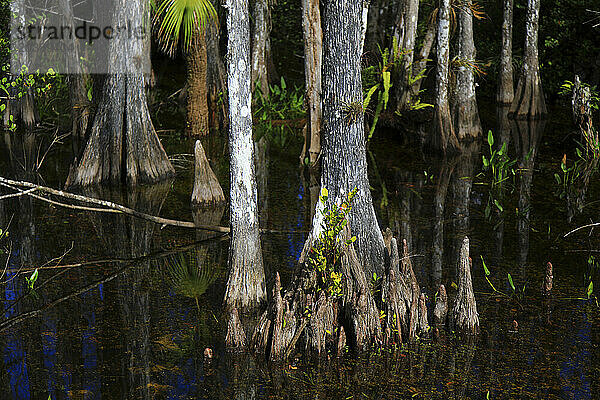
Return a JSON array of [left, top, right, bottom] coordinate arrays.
[[0, 106, 599, 399]]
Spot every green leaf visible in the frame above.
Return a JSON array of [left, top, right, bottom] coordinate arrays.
[[481, 256, 490, 276], [508, 273, 515, 292], [487, 130, 494, 146], [363, 84, 379, 109], [482, 155, 489, 168], [587, 280, 594, 299], [494, 199, 503, 212]]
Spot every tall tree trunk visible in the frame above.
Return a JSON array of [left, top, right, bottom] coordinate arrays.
[[251, 0, 271, 95], [300, 0, 323, 166], [429, 0, 458, 154], [224, 0, 266, 310], [394, 0, 419, 112], [497, 0, 514, 104], [301, 0, 386, 278], [410, 18, 436, 99], [206, 0, 227, 129], [186, 31, 210, 137], [452, 1, 482, 140], [66, 0, 174, 187], [509, 0, 547, 119]]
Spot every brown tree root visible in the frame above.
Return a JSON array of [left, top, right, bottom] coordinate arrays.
[[191, 140, 225, 206], [236, 229, 441, 360]]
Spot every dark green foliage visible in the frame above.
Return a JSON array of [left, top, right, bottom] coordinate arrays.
[[306, 187, 358, 298], [254, 77, 305, 148]]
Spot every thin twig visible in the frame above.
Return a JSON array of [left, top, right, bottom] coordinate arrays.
[[0, 187, 38, 200], [563, 222, 600, 238]]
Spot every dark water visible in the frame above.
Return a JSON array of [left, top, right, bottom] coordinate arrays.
[[0, 105, 599, 399]]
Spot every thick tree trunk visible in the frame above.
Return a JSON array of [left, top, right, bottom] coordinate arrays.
[[394, 0, 419, 112], [224, 0, 266, 310], [429, 0, 459, 154], [497, 0, 514, 104], [311, 0, 386, 277], [251, 0, 271, 95], [509, 0, 547, 119], [300, 0, 323, 166], [65, 0, 174, 187], [452, 2, 482, 141], [187, 32, 210, 137]]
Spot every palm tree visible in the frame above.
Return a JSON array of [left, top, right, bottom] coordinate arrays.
[[153, 0, 218, 137]]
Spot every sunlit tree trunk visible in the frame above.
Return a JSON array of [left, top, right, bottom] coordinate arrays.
[[497, 0, 514, 104], [509, 0, 547, 119], [429, 0, 458, 154], [251, 0, 271, 95], [66, 0, 174, 186], [394, 0, 419, 112], [224, 0, 266, 310], [452, 1, 482, 140], [186, 31, 210, 137], [301, 0, 386, 277], [300, 0, 323, 165]]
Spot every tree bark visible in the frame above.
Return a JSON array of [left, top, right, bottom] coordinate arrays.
[[251, 0, 271, 95], [186, 31, 210, 137], [306, 0, 386, 278], [410, 18, 436, 99], [206, 0, 227, 129], [429, 0, 459, 154], [394, 0, 419, 112], [452, 1, 482, 141], [224, 0, 266, 310], [300, 0, 323, 166], [451, 237, 479, 335], [497, 0, 514, 104], [509, 0, 547, 119], [65, 0, 174, 187], [191, 140, 225, 206]]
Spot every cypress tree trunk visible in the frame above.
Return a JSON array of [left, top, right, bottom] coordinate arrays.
[[497, 0, 514, 104], [452, 1, 482, 140], [394, 0, 419, 112], [206, 0, 227, 129], [300, 0, 323, 165], [310, 0, 386, 277], [429, 0, 459, 154], [65, 0, 174, 187], [509, 0, 547, 119], [251, 0, 271, 95], [186, 31, 210, 137], [410, 18, 436, 99], [224, 0, 266, 310]]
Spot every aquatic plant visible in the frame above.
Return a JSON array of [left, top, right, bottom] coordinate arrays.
[[254, 77, 305, 148], [306, 187, 358, 298], [478, 130, 518, 220]]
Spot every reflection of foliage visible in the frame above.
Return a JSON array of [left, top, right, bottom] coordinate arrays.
[[554, 149, 599, 220], [164, 250, 221, 309]]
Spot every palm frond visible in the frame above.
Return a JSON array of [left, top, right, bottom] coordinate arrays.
[[153, 0, 218, 56]]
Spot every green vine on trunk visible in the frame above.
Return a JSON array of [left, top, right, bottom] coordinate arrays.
[[306, 187, 358, 298]]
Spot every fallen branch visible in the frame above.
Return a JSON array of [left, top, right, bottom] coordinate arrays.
[[563, 222, 600, 238], [0, 177, 305, 235]]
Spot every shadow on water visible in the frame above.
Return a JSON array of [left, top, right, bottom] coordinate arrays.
[[0, 107, 599, 398]]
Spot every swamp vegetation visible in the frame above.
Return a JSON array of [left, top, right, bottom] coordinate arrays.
[[0, 0, 599, 398]]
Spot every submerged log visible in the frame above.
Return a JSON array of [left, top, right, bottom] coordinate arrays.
[[542, 261, 553, 296], [451, 237, 479, 335], [433, 284, 448, 326], [191, 140, 226, 206]]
